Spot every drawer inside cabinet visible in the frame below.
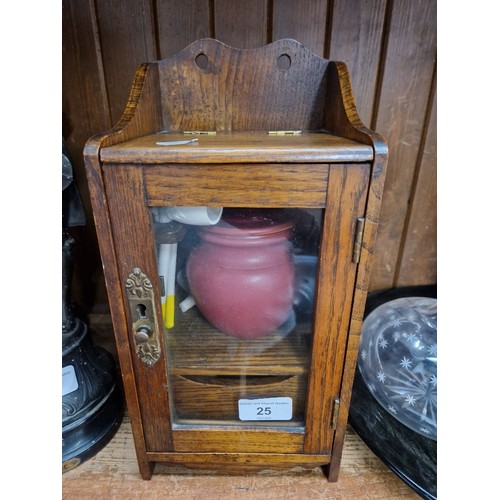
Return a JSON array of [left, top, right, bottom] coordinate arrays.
[[171, 373, 307, 422]]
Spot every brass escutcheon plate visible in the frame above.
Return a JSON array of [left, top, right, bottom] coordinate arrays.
[[126, 268, 161, 367]]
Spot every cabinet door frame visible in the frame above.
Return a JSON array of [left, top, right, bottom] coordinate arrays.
[[102, 161, 370, 455]]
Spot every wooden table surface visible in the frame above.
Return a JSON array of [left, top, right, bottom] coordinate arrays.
[[62, 412, 420, 499]]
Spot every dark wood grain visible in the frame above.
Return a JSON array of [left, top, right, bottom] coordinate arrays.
[[94, 0, 157, 125], [62, 0, 112, 310], [272, 0, 329, 56], [156, 0, 212, 58], [158, 38, 329, 132], [396, 74, 437, 286], [369, 0, 437, 289], [328, 0, 387, 125], [214, 0, 268, 48]]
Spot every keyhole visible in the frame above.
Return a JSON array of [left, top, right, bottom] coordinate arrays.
[[136, 303, 147, 319]]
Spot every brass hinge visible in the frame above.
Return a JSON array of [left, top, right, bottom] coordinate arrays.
[[332, 398, 341, 429], [183, 130, 217, 135], [352, 217, 365, 264], [268, 130, 302, 135]]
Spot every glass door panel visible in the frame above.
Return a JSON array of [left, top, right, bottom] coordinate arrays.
[[150, 207, 323, 427]]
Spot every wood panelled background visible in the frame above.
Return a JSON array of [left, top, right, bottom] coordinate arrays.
[[62, 0, 436, 312]]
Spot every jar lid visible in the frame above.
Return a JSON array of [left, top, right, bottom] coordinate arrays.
[[205, 208, 295, 236]]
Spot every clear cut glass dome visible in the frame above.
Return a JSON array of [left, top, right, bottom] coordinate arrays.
[[357, 297, 437, 440]]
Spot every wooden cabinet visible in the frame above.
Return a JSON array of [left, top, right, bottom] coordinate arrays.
[[84, 38, 387, 481]]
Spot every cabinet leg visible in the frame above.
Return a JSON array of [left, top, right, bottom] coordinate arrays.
[[326, 460, 340, 482], [138, 460, 155, 480]]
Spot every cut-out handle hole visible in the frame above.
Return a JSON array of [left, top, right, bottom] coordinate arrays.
[[195, 53, 209, 70], [277, 53, 291, 71]]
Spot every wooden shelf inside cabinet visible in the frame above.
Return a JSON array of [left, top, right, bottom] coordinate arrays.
[[167, 303, 311, 377], [84, 38, 387, 482]]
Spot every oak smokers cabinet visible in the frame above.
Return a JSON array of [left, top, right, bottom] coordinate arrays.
[[84, 39, 387, 481]]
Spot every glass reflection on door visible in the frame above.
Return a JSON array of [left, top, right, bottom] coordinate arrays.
[[150, 207, 323, 427]]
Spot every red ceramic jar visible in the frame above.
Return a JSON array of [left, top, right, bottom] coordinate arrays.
[[186, 209, 295, 338]]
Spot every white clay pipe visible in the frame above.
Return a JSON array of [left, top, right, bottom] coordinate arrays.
[[165, 242, 177, 329], [157, 243, 172, 328], [152, 206, 223, 329]]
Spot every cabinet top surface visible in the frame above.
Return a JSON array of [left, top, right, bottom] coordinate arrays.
[[100, 131, 373, 164]]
